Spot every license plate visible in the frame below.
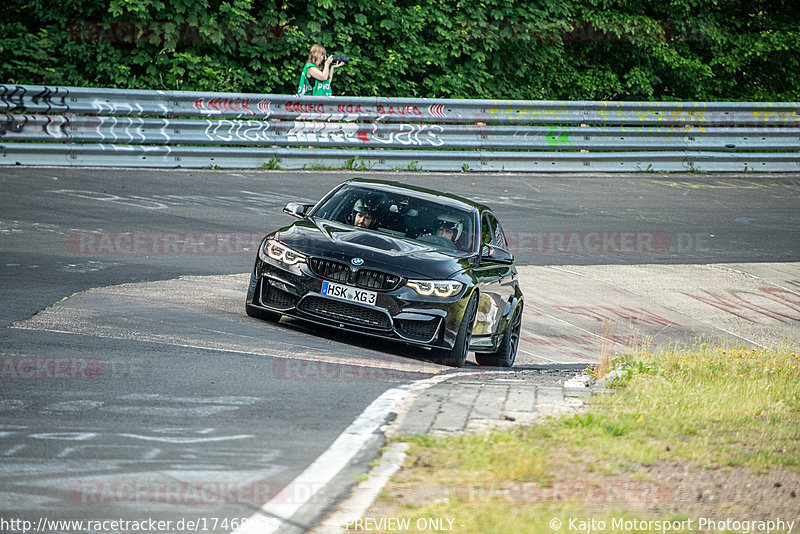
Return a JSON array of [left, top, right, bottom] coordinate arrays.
[[321, 281, 377, 305]]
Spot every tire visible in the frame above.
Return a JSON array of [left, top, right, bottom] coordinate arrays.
[[438, 293, 478, 368], [476, 301, 522, 367], [246, 303, 282, 323]]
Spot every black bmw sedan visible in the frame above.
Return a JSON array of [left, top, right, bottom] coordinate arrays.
[[246, 178, 523, 367]]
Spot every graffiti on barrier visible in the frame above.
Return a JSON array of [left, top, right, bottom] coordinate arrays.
[[0, 85, 69, 113], [488, 105, 571, 122], [203, 119, 275, 142], [370, 123, 444, 146], [280, 121, 444, 146], [193, 97, 263, 116], [546, 127, 571, 146], [285, 121, 361, 143], [91, 98, 149, 116], [283, 101, 424, 120], [0, 85, 70, 114], [0, 115, 71, 139]]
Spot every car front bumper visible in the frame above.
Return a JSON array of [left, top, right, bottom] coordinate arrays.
[[245, 256, 470, 350]]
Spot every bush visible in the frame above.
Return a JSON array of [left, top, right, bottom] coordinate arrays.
[[2, 0, 798, 100]]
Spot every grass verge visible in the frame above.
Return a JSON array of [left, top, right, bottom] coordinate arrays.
[[364, 347, 800, 533]]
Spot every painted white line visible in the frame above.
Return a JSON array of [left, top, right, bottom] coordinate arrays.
[[549, 266, 585, 277], [315, 442, 409, 533], [118, 433, 254, 444], [232, 372, 475, 534], [516, 348, 566, 363]]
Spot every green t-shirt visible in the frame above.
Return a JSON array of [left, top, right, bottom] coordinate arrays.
[[297, 62, 332, 96]]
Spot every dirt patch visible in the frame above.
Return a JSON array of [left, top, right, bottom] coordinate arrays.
[[366, 450, 800, 521], [643, 460, 800, 520]]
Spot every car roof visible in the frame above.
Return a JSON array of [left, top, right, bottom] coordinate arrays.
[[345, 178, 490, 214]]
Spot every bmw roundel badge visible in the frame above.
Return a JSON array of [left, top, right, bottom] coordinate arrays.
[[351, 257, 364, 266]]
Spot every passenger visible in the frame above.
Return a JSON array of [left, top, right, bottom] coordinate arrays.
[[383, 199, 416, 235], [434, 214, 464, 249]]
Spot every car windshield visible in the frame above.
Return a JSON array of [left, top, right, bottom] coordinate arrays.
[[312, 185, 477, 253]]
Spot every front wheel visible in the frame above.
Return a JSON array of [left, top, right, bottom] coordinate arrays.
[[437, 293, 478, 368], [476, 302, 522, 367]]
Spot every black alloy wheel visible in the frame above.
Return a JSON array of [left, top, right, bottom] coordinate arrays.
[[476, 301, 523, 367], [438, 293, 478, 368]]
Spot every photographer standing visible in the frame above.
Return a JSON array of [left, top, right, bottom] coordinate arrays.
[[297, 44, 344, 96]]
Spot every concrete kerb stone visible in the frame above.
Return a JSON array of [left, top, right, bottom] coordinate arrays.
[[314, 368, 609, 532], [595, 367, 630, 388], [387, 368, 601, 438]]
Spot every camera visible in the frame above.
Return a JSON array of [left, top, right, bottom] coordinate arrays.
[[329, 55, 350, 64]]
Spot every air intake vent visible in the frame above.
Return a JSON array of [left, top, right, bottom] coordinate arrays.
[[298, 296, 391, 329], [260, 282, 296, 309], [395, 318, 440, 341]]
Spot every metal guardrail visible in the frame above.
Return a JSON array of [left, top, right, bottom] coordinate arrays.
[[2, 84, 799, 171]]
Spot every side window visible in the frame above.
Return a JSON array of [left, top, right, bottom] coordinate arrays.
[[484, 213, 507, 248], [481, 214, 494, 247], [492, 218, 508, 249]]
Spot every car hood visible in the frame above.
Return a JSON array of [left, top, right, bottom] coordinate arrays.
[[273, 218, 469, 279]]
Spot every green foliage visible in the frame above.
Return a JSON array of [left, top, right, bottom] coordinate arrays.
[[261, 155, 281, 170], [344, 155, 372, 170], [2, 0, 798, 100], [564, 413, 628, 437]]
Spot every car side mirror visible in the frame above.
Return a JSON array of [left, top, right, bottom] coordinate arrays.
[[283, 202, 313, 218], [481, 244, 514, 264]]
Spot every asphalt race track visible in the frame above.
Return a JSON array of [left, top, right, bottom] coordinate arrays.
[[1, 168, 799, 532]]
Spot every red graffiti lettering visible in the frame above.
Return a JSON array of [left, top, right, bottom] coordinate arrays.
[[192, 97, 253, 114], [337, 104, 367, 114], [374, 105, 421, 116], [286, 102, 325, 114]]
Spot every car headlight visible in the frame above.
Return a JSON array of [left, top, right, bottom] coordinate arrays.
[[406, 279, 463, 298], [260, 239, 306, 265]]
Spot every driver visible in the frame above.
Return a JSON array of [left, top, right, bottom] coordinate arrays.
[[434, 213, 463, 247], [351, 196, 381, 229]]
